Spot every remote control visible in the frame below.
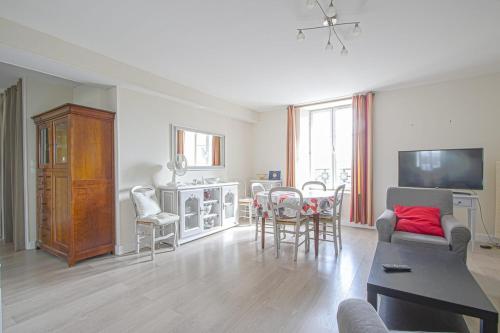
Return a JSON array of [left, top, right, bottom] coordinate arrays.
[[382, 264, 411, 272]]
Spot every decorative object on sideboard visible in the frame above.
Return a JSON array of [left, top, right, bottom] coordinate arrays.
[[256, 173, 267, 180], [268, 170, 281, 180], [297, 0, 361, 54], [166, 154, 188, 186]]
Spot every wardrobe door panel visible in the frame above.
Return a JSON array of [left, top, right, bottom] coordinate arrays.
[[52, 171, 70, 253], [73, 181, 113, 253]]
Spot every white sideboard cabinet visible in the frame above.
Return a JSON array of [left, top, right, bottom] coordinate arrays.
[[159, 182, 239, 243]]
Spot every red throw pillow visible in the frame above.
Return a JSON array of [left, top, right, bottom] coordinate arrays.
[[394, 205, 444, 237]]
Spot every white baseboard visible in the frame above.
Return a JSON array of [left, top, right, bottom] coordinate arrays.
[[116, 242, 137, 255], [475, 233, 500, 244], [26, 240, 36, 250], [340, 221, 376, 230]]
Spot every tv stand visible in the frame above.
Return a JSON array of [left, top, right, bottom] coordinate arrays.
[[452, 193, 478, 251]]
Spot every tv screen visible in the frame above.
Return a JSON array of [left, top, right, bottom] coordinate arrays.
[[398, 148, 483, 190]]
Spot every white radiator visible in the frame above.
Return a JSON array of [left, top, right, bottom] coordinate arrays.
[[496, 162, 500, 239]]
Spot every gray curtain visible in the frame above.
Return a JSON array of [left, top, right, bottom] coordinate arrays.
[[1, 79, 25, 250], [0, 93, 4, 240]]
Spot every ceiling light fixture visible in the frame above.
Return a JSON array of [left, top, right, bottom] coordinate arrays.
[[352, 23, 362, 37], [326, 0, 336, 17], [298, 0, 361, 55], [306, 0, 316, 9], [325, 40, 334, 51], [297, 29, 306, 41]]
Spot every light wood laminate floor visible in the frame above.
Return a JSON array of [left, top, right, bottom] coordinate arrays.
[[1, 226, 499, 333]]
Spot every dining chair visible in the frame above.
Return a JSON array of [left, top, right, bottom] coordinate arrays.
[[315, 184, 346, 255], [130, 185, 180, 261], [302, 181, 328, 239], [252, 182, 275, 242], [302, 180, 327, 191], [268, 187, 310, 261]]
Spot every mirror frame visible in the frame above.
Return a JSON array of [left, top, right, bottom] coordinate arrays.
[[171, 124, 226, 170]]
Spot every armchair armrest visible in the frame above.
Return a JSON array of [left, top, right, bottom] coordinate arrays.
[[337, 299, 389, 333], [441, 214, 471, 262], [376, 209, 397, 242]]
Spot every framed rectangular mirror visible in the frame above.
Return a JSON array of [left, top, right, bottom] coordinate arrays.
[[171, 125, 225, 169]]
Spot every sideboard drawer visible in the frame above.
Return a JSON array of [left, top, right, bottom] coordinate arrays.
[[453, 197, 472, 208]]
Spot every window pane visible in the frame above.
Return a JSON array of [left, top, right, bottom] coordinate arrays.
[[184, 131, 196, 165], [297, 103, 353, 190], [334, 107, 352, 189], [54, 121, 68, 164], [195, 133, 212, 166], [310, 109, 333, 188]]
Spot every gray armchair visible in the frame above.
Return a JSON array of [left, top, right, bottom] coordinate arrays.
[[338, 299, 389, 333], [376, 187, 471, 262]]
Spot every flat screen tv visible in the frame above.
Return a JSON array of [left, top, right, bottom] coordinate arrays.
[[398, 148, 483, 190]]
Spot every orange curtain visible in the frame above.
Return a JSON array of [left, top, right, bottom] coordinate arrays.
[[286, 105, 296, 187], [350, 93, 374, 226], [177, 129, 185, 154], [212, 136, 221, 166]]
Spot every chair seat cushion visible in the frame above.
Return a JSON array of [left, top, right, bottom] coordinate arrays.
[[140, 212, 179, 225], [391, 231, 449, 251], [132, 190, 162, 218], [276, 216, 309, 225], [394, 205, 444, 237]]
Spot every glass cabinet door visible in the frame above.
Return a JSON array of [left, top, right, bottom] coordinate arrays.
[[179, 189, 203, 238], [222, 185, 238, 225], [54, 119, 68, 165], [38, 125, 51, 167]]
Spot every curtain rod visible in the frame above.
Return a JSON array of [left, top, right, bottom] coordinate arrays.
[[295, 95, 352, 108], [295, 91, 375, 108]]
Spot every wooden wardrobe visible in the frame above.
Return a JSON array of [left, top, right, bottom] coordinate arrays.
[[33, 104, 115, 266]]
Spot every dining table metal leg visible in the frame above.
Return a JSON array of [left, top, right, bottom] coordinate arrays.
[[261, 216, 265, 249], [314, 213, 319, 257]]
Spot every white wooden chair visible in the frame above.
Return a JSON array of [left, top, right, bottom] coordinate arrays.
[[238, 197, 254, 224], [252, 182, 275, 242], [313, 184, 346, 255], [302, 181, 328, 239], [268, 187, 310, 261], [130, 185, 180, 261], [302, 180, 327, 191]]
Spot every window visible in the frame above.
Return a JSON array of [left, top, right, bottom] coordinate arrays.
[[184, 131, 213, 167], [297, 101, 352, 189]]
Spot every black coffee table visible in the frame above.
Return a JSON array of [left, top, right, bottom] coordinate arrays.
[[367, 242, 498, 333]]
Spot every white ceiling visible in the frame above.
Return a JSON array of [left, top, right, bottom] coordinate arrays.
[[1, 0, 500, 111]]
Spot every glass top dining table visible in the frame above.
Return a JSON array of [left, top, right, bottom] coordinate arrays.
[[254, 189, 338, 257]]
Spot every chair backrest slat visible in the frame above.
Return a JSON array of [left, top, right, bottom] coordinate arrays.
[[333, 184, 346, 219], [130, 185, 157, 218], [251, 183, 266, 198], [302, 181, 326, 191], [268, 187, 303, 223]]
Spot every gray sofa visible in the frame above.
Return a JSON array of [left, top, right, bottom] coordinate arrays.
[[376, 187, 471, 262], [337, 299, 425, 333]]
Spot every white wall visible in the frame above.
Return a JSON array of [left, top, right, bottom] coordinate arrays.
[[252, 110, 287, 177], [374, 73, 500, 236], [24, 76, 74, 246], [253, 73, 500, 237], [117, 87, 255, 252], [73, 85, 116, 111]]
